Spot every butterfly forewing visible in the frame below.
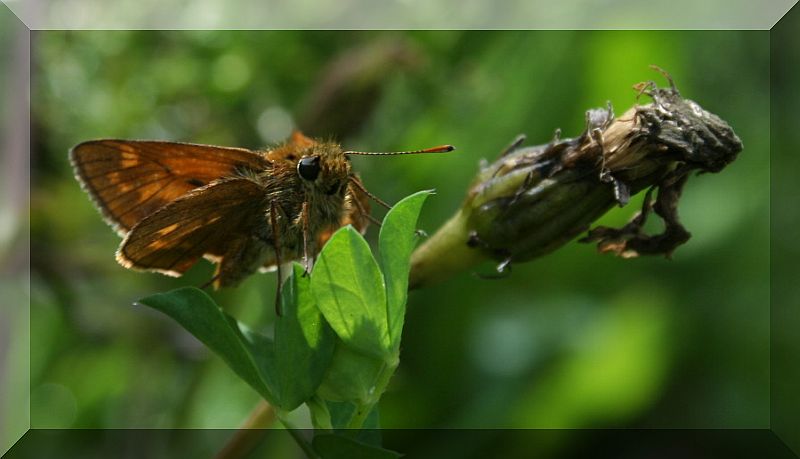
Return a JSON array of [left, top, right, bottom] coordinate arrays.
[[70, 140, 270, 234], [117, 178, 269, 276]]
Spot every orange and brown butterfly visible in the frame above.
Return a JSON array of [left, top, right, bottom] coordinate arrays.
[[69, 131, 453, 310]]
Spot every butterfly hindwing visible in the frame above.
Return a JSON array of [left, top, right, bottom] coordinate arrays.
[[116, 178, 270, 277]]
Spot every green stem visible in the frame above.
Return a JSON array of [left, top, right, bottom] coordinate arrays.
[[282, 418, 321, 459], [345, 401, 376, 432], [409, 209, 485, 289], [213, 400, 276, 459], [345, 358, 398, 430]]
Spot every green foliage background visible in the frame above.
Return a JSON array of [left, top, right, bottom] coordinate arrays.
[[25, 30, 770, 455]]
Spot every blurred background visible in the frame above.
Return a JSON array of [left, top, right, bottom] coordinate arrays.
[[18, 30, 774, 456]]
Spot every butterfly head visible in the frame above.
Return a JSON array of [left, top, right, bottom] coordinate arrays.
[[296, 142, 351, 197], [294, 138, 456, 199]]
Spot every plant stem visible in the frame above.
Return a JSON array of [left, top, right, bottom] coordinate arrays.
[[345, 358, 398, 431], [213, 400, 276, 459], [409, 209, 485, 289], [345, 401, 376, 431], [282, 418, 322, 459]]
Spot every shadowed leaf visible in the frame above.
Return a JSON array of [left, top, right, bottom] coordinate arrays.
[[311, 226, 389, 359], [274, 263, 336, 410]]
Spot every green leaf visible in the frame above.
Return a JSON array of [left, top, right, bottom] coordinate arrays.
[[274, 263, 336, 410], [307, 396, 334, 430], [356, 406, 382, 446], [325, 400, 357, 429], [138, 287, 278, 404], [324, 400, 378, 429], [378, 190, 433, 350], [315, 341, 385, 403], [313, 434, 402, 459], [311, 226, 390, 359], [324, 401, 382, 445]]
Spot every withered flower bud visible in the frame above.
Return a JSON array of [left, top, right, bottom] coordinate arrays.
[[410, 67, 743, 289]]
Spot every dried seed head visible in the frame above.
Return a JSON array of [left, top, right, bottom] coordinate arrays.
[[410, 69, 743, 288]]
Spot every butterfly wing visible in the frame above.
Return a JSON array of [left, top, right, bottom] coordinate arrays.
[[69, 140, 270, 235], [116, 177, 269, 277]]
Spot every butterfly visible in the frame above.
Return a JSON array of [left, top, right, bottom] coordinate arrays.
[[70, 131, 453, 311]]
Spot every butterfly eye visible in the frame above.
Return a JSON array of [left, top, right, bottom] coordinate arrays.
[[297, 156, 321, 181]]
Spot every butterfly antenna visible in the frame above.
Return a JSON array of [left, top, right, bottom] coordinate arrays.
[[344, 145, 455, 156], [344, 144, 454, 210], [349, 176, 392, 210]]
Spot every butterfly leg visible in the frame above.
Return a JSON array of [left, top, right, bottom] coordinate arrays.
[[200, 273, 220, 290], [270, 202, 283, 316], [301, 200, 311, 276], [349, 176, 392, 209], [349, 185, 381, 227], [212, 236, 272, 289]]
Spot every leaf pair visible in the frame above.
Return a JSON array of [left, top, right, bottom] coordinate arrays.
[[311, 190, 433, 361], [138, 190, 433, 413]]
